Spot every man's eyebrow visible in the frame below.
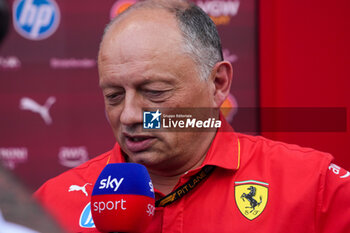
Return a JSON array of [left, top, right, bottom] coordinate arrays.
[[140, 72, 178, 83], [99, 72, 177, 89], [140, 79, 175, 85], [99, 81, 123, 89]]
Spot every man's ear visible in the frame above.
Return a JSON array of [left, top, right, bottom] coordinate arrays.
[[210, 61, 233, 107]]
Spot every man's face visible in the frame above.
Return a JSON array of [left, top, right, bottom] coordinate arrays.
[[98, 9, 217, 173]]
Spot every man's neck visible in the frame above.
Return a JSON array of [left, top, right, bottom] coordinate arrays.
[[149, 153, 206, 195], [122, 130, 217, 195]]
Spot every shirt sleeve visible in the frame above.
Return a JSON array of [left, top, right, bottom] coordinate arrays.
[[318, 163, 350, 233]]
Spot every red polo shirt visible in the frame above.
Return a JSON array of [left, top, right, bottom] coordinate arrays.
[[34, 119, 350, 233]]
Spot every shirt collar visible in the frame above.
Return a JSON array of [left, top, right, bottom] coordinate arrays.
[[110, 144, 125, 164], [200, 114, 240, 171]]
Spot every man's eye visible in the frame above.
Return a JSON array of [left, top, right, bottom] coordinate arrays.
[[145, 90, 166, 97], [143, 89, 170, 102], [105, 92, 124, 105]]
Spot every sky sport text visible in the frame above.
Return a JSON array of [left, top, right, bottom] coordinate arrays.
[[93, 176, 155, 216]]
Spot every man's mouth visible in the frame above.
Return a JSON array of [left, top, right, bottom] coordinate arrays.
[[123, 134, 156, 153], [127, 136, 150, 142]]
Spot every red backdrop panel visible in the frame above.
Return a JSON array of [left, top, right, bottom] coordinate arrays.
[[259, 0, 350, 169]]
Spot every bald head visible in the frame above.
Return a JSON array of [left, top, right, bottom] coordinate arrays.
[[99, 7, 187, 79], [99, 0, 223, 80]]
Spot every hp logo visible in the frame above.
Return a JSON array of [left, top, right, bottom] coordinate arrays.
[[13, 0, 60, 40]]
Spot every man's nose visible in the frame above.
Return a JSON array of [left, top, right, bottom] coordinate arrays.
[[119, 92, 143, 126]]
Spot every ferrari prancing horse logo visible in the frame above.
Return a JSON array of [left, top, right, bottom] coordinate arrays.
[[235, 180, 269, 220]]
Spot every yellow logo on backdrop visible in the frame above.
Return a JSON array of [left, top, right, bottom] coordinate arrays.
[[235, 180, 268, 220]]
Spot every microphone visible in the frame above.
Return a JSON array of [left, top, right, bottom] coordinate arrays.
[[91, 163, 155, 233]]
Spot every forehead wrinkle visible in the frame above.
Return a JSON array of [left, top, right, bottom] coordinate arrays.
[[100, 60, 148, 81], [99, 45, 198, 89], [99, 40, 184, 79]]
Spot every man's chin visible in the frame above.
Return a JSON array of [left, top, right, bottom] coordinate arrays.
[[122, 149, 161, 167]]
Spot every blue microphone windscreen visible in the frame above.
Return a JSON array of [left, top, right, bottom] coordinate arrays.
[[92, 163, 155, 199]]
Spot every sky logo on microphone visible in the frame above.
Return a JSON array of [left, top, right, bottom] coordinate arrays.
[[143, 109, 161, 129], [99, 176, 124, 192], [13, 0, 60, 40], [91, 163, 155, 232]]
